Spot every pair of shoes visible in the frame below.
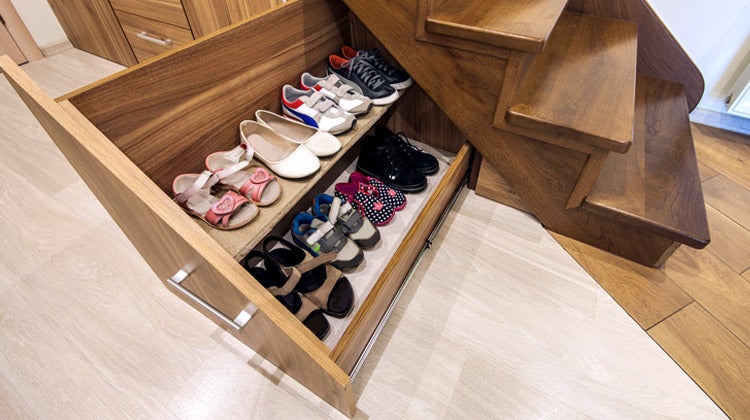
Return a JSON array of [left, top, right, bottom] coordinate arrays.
[[172, 171, 260, 230], [243, 236, 355, 339], [335, 172, 406, 226], [240, 110, 341, 179], [172, 141, 287, 229], [327, 46, 411, 106], [312, 193, 381, 249], [281, 85, 356, 135], [291, 211, 365, 270], [300, 73, 372, 116]]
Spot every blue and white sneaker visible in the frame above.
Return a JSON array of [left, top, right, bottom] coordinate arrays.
[[281, 85, 356, 135], [300, 73, 372, 115]]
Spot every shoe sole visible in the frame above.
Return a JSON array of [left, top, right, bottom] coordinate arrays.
[[371, 90, 400, 106], [391, 78, 413, 90]]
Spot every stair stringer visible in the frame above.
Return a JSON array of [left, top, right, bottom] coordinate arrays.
[[345, 0, 679, 266]]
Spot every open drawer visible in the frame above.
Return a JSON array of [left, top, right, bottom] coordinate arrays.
[[0, 0, 470, 416]]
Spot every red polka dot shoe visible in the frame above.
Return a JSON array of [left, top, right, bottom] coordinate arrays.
[[349, 171, 406, 211], [334, 180, 395, 226]]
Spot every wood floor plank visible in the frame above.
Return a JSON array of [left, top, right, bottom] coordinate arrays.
[[550, 233, 693, 329], [702, 174, 750, 230], [704, 204, 750, 273], [648, 303, 750, 419], [698, 160, 719, 182], [664, 247, 750, 347], [693, 123, 750, 191]]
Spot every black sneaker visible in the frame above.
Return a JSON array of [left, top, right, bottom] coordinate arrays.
[[374, 126, 439, 175], [357, 135, 427, 193], [328, 54, 399, 106], [342, 46, 413, 90]]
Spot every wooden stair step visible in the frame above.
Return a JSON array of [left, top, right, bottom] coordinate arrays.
[[424, 0, 568, 53], [582, 74, 710, 249], [506, 12, 637, 153]]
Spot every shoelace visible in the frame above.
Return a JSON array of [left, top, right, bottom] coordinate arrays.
[[390, 132, 424, 158], [345, 56, 388, 90], [357, 49, 399, 78]]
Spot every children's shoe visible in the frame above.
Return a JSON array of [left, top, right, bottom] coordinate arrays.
[[300, 73, 372, 115], [341, 46, 413, 90], [349, 172, 406, 211], [335, 180, 395, 226], [281, 85, 356, 135], [356, 135, 427, 193], [328, 55, 399, 106], [375, 126, 439, 175], [312, 194, 380, 249], [255, 110, 341, 157], [292, 212, 364, 270]]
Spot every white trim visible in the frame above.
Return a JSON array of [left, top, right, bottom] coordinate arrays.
[[690, 107, 750, 136]]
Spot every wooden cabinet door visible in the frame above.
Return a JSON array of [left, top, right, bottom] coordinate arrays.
[[0, 55, 355, 417], [46, 0, 137, 66]]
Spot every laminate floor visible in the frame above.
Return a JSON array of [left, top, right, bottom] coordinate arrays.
[[0, 49, 723, 418]]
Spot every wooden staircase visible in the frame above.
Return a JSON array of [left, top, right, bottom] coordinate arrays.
[[346, 0, 709, 266]]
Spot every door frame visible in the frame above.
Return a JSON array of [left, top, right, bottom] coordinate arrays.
[[0, 0, 43, 62]]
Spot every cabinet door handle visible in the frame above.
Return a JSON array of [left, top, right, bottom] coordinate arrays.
[[137, 32, 172, 46], [167, 270, 255, 332]]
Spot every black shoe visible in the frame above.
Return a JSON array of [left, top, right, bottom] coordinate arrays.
[[357, 136, 427, 193], [342, 46, 413, 90], [328, 54, 399, 106], [374, 126, 439, 175]]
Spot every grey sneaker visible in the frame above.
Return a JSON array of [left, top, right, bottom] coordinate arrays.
[[300, 73, 372, 115]]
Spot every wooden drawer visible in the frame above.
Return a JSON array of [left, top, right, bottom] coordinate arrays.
[[110, 0, 190, 29], [0, 0, 469, 416], [115, 10, 193, 62]]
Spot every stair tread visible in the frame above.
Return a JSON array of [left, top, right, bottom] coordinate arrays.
[[583, 74, 710, 248], [425, 0, 568, 53], [506, 12, 637, 153]]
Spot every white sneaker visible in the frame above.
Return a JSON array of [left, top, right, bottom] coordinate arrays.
[[300, 73, 372, 115], [280, 85, 356, 135]]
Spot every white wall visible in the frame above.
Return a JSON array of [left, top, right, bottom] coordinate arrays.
[[9, 0, 66, 49], [648, 0, 750, 115]]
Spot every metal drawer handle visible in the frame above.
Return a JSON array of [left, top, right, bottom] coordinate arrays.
[[167, 270, 255, 332], [137, 32, 172, 46]]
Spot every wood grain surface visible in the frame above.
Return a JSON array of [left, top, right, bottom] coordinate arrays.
[[110, 0, 190, 29], [566, 0, 705, 111], [46, 0, 137, 66], [424, 0, 567, 53], [474, 157, 532, 214], [116, 10, 193, 62], [584, 75, 709, 248], [648, 303, 750, 419], [182, 0, 285, 38], [506, 12, 637, 154]]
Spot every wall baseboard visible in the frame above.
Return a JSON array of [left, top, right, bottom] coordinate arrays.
[[40, 39, 72, 57], [690, 107, 750, 136]]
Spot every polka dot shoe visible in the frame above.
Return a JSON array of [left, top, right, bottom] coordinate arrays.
[[334, 180, 395, 226], [349, 171, 406, 211]]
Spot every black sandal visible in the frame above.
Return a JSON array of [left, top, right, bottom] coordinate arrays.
[[242, 250, 330, 339], [263, 236, 355, 318]]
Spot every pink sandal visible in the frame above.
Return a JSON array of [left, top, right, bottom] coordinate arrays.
[[172, 170, 259, 230], [205, 145, 282, 206]]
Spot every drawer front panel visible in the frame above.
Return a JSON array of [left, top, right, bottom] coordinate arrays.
[[116, 10, 193, 62], [110, 0, 190, 29]]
